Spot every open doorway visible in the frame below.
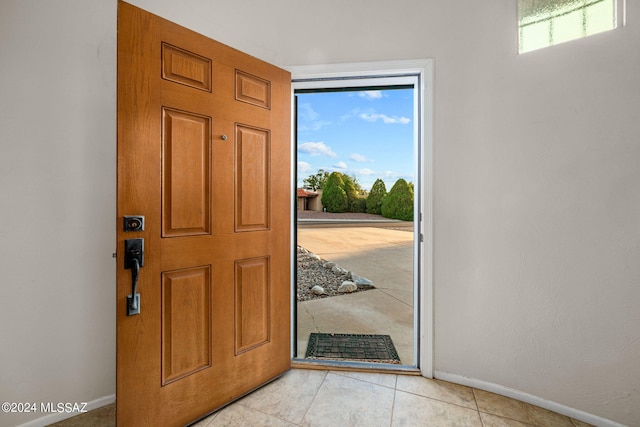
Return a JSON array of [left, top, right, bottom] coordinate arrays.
[[292, 75, 421, 369]]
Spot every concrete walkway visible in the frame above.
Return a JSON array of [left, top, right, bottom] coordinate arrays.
[[296, 226, 415, 365]]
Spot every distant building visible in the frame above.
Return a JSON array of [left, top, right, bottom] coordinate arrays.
[[296, 188, 323, 211]]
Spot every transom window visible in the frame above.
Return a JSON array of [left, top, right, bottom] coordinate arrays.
[[518, 0, 620, 53]]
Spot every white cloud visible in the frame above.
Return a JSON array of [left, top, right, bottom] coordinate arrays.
[[298, 102, 331, 131], [333, 161, 348, 169], [339, 108, 359, 122], [380, 170, 413, 181], [301, 120, 332, 132], [298, 102, 319, 121], [349, 153, 370, 163], [298, 161, 312, 174], [358, 90, 384, 100], [355, 168, 375, 176], [298, 142, 337, 157], [360, 113, 410, 124]]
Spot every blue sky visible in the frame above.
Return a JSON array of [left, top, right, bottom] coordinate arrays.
[[296, 88, 414, 191]]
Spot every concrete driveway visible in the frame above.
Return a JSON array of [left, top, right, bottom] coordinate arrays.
[[296, 226, 415, 365]]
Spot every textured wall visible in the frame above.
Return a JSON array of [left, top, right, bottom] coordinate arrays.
[[0, 0, 638, 425], [0, 1, 116, 426]]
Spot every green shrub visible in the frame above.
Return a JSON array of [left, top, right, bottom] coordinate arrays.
[[342, 175, 361, 213], [321, 172, 348, 213], [357, 198, 367, 213], [381, 179, 413, 221], [366, 179, 387, 214]]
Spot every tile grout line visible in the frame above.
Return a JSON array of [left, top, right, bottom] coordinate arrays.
[[472, 385, 539, 427], [324, 371, 399, 426], [395, 387, 481, 413], [390, 386, 397, 427], [471, 387, 480, 412], [472, 387, 486, 426], [479, 411, 487, 427], [473, 387, 580, 426], [389, 374, 400, 427], [391, 374, 399, 426], [331, 371, 399, 391], [297, 370, 330, 425], [235, 399, 303, 426], [231, 371, 326, 426], [476, 409, 540, 427], [202, 409, 219, 427]]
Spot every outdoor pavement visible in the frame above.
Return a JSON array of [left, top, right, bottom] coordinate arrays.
[[296, 224, 415, 365]]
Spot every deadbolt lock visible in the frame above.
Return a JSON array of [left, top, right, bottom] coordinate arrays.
[[123, 215, 145, 232]]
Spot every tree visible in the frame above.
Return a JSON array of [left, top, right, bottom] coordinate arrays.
[[346, 174, 365, 196], [381, 178, 414, 221], [366, 179, 387, 214], [342, 174, 362, 213], [302, 169, 329, 190], [321, 172, 348, 213]]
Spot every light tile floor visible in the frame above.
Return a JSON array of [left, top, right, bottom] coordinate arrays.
[[51, 369, 594, 426]]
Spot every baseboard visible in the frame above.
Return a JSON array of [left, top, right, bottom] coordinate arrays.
[[16, 394, 115, 427], [434, 371, 625, 427]]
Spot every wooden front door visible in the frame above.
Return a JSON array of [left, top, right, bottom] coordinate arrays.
[[116, 2, 291, 425]]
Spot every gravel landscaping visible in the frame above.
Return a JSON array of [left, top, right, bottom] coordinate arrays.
[[296, 246, 375, 302], [295, 211, 412, 301]]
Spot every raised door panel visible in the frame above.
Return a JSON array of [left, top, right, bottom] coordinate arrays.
[[161, 266, 212, 385], [162, 108, 212, 237], [162, 43, 212, 92], [234, 257, 270, 354], [235, 69, 271, 109], [235, 124, 270, 232]]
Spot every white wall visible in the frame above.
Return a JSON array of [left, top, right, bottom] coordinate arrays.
[[0, 1, 116, 426], [1, 0, 638, 426]]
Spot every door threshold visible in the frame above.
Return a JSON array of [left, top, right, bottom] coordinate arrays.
[[292, 358, 422, 375]]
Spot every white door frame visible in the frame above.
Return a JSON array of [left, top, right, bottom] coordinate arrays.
[[287, 60, 434, 378]]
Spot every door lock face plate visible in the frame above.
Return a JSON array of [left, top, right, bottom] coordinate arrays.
[[124, 238, 144, 269], [123, 215, 144, 232]]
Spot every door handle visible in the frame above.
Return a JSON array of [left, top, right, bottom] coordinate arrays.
[[124, 238, 144, 316]]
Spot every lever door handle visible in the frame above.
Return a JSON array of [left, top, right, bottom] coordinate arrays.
[[129, 258, 140, 312], [124, 239, 144, 316]]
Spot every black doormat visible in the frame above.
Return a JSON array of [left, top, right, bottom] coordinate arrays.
[[305, 333, 401, 364]]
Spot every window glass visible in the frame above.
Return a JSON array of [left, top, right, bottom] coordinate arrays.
[[586, 0, 616, 33], [553, 8, 584, 44], [518, 0, 617, 53]]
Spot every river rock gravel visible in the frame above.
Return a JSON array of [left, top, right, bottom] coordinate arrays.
[[297, 246, 374, 302]]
